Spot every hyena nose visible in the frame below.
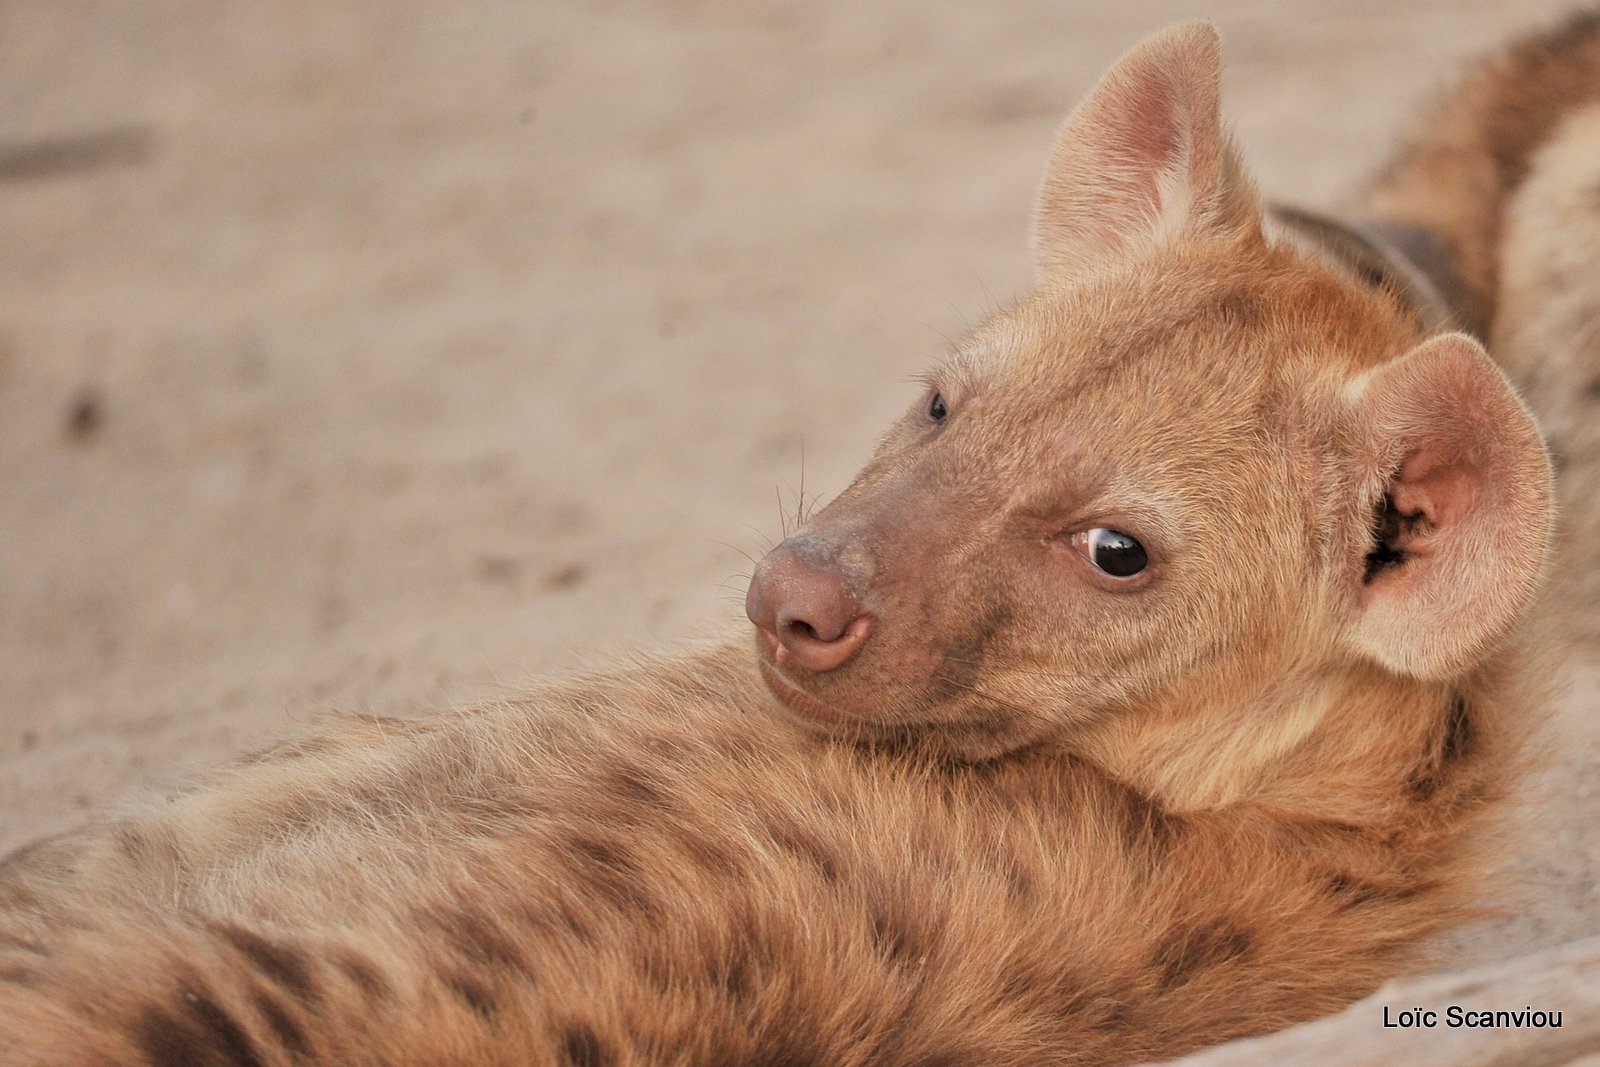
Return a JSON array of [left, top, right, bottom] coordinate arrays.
[[745, 541, 874, 673]]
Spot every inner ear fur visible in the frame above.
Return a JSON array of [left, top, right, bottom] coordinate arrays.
[[1032, 20, 1262, 281], [1345, 333, 1553, 680]]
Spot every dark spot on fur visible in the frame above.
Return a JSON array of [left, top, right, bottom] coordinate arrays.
[[998, 958, 1046, 1003], [1326, 869, 1435, 910], [1531, 9, 1600, 54], [1325, 872, 1385, 909], [558, 901, 598, 944], [604, 761, 669, 809], [185, 993, 265, 1067], [767, 819, 843, 883], [706, 906, 781, 1004], [251, 992, 309, 1057], [1214, 288, 1266, 328], [1091, 997, 1133, 1032], [1116, 786, 1180, 860], [1000, 853, 1038, 904], [1442, 695, 1474, 764], [0, 964, 33, 985], [214, 924, 316, 1003], [565, 833, 657, 918], [559, 1021, 614, 1067], [0, 884, 42, 912], [569, 833, 633, 872], [425, 905, 529, 975], [1409, 695, 1475, 800], [445, 972, 499, 1022], [1585, 375, 1600, 399], [708, 937, 755, 1003], [868, 900, 922, 967], [335, 951, 390, 1001], [634, 943, 675, 992], [136, 987, 264, 1067], [671, 825, 740, 878], [1397, 879, 1435, 901], [1153, 921, 1254, 991]]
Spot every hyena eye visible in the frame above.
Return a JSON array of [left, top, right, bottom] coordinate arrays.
[[927, 391, 948, 422], [1071, 528, 1148, 578]]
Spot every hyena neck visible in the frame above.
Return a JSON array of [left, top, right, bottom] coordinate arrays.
[[1269, 205, 1461, 337], [1070, 663, 1462, 819]]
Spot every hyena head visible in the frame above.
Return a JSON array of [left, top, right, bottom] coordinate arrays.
[[745, 22, 1553, 762]]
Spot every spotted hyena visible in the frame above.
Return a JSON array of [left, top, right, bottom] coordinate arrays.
[[6, 13, 1599, 1067]]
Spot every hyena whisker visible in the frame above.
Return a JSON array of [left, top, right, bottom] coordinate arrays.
[[736, 522, 780, 554], [713, 540, 764, 568], [796, 441, 807, 533]]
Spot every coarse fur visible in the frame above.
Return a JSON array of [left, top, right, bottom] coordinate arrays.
[[0, 15, 1592, 1067]]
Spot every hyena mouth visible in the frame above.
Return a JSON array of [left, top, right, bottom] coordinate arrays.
[[754, 641, 864, 727]]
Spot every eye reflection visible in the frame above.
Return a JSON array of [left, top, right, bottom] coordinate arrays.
[[1072, 528, 1148, 578]]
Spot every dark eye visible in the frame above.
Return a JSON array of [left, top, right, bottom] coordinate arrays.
[[927, 391, 948, 423], [1071, 527, 1148, 578]]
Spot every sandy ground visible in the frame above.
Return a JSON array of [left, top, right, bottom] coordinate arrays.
[[1, 0, 1594, 989]]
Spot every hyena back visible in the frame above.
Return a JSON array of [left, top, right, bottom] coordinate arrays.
[[3, 16, 1594, 1067]]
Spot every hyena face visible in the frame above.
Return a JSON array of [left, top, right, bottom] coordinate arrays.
[[747, 246, 1352, 759], [746, 22, 1552, 760]]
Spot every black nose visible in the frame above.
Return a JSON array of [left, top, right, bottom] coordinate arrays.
[[745, 541, 874, 672]]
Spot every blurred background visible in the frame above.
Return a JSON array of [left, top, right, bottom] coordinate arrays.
[[1, 0, 1592, 966]]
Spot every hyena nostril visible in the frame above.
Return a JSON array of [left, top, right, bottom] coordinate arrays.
[[783, 618, 823, 642], [774, 611, 874, 673]]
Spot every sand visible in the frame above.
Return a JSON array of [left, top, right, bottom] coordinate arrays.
[[1, 0, 1593, 988]]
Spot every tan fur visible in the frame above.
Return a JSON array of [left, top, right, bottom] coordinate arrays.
[[0, 16, 1590, 1067]]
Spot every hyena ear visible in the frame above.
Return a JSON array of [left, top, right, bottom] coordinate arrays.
[[1032, 20, 1261, 281], [1345, 333, 1553, 679]]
